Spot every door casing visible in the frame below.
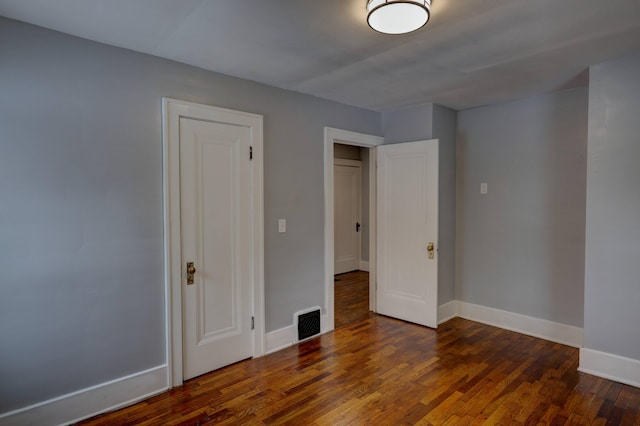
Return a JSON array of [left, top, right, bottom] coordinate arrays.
[[324, 127, 383, 332], [163, 98, 265, 387]]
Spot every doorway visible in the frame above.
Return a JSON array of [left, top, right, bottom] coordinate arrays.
[[163, 98, 265, 387], [324, 128, 383, 332], [333, 145, 368, 326], [334, 270, 371, 327], [326, 132, 440, 331]]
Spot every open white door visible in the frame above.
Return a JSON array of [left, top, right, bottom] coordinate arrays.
[[376, 139, 438, 328]]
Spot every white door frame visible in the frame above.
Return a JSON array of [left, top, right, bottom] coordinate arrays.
[[324, 127, 383, 331], [163, 98, 265, 387]]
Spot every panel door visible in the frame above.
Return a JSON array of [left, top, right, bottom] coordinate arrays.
[[377, 139, 438, 328], [334, 162, 361, 274], [180, 117, 253, 380]]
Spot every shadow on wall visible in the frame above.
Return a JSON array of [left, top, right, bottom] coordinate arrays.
[[455, 89, 588, 327], [546, 97, 587, 326]]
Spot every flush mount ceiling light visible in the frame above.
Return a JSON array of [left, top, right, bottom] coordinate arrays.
[[367, 0, 431, 35]]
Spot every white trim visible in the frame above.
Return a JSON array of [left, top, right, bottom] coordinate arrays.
[[250, 108, 266, 361], [437, 300, 457, 324], [325, 127, 383, 330], [579, 348, 640, 389], [368, 148, 377, 312], [265, 314, 329, 355], [359, 260, 370, 272], [0, 365, 168, 426], [267, 301, 586, 354], [457, 301, 583, 348], [162, 98, 264, 387], [328, 127, 385, 147], [265, 324, 297, 355]]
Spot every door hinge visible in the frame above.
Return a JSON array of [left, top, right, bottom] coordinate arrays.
[[251, 316, 255, 330], [249, 146, 253, 160]]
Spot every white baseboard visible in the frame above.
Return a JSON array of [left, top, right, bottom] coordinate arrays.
[[456, 301, 583, 348], [0, 364, 168, 426], [265, 323, 298, 355], [267, 302, 583, 354], [438, 300, 457, 324], [265, 314, 329, 355], [359, 261, 370, 272], [579, 348, 640, 388]]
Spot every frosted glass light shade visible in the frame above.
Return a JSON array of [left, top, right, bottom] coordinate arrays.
[[367, 0, 431, 34]]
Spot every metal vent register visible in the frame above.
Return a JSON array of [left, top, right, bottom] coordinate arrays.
[[297, 308, 321, 341]]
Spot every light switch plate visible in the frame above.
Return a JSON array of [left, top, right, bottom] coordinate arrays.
[[480, 183, 488, 194], [278, 219, 286, 233]]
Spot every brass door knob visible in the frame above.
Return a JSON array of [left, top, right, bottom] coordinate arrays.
[[427, 242, 435, 260], [186, 262, 196, 285]]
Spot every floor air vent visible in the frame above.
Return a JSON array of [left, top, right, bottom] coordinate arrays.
[[295, 307, 321, 341]]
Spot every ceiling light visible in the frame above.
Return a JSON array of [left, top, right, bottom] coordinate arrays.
[[367, 0, 431, 35]]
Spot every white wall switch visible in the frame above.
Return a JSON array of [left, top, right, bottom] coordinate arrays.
[[278, 219, 286, 233], [480, 183, 488, 194]]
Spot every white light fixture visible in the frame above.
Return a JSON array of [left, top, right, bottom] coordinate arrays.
[[367, 0, 431, 35]]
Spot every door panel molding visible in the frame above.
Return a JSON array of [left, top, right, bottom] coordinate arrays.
[[324, 127, 383, 332], [163, 98, 264, 387]]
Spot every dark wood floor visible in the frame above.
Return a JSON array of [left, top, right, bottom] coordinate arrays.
[[80, 313, 640, 425], [334, 270, 372, 328]]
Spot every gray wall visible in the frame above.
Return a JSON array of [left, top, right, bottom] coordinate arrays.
[[0, 17, 381, 413], [584, 52, 640, 361], [382, 103, 433, 145], [432, 105, 457, 304], [455, 89, 588, 327]]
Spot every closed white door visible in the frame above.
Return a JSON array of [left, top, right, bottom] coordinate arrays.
[[180, 117, 253, 380], [334, 160, 361, 274], [377, 139, 439, 328]]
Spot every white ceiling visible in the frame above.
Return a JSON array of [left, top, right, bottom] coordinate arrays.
[[2, 0, 640, 111]]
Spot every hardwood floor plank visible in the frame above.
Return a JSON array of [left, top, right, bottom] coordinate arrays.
[[334, 270, 372, 328], [79, 311, 640, 425]]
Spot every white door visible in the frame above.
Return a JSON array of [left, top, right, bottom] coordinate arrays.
[[180, 117, 253, 380], [376, 139, 438, 328], [334, 160, 361, 274]]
